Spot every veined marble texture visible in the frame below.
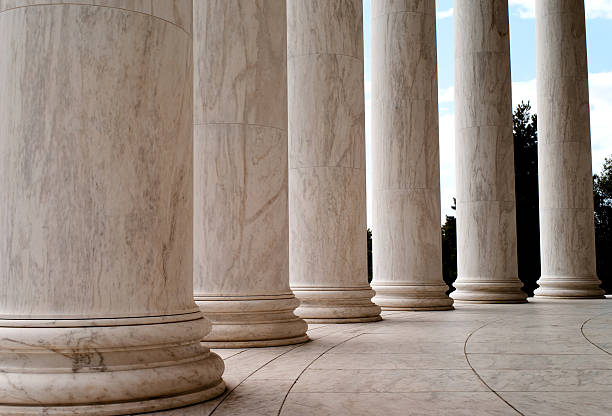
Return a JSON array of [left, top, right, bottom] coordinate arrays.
[[0, 1, 224, 414], [287, 0, 381, 323], [193, 0, 308, 347], [452, 0, 527, 303], [370, 0, 453, 310], [287, 0, 363, 59], [534, 0, 604, 298]]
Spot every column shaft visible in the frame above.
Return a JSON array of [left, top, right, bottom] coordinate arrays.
[[534, 0, 604, 298], [370, 0, 453, 310], [287, 0, 381, 322], [0, 1, 224, 413], [452, 0, 527, 303], [193, 0, 308, 347]]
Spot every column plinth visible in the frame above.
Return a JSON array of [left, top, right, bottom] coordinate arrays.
[[290, 287, 382, 323], [193, 1, 309, 346], [0, 313, 225, 415], [451, 0, 527, 303], [195, 294, 309, 348], [370, 0, 453, 311], [451, 280, 528, 303], [0, 2, 224, 413], [372, 283, 454, 311], [287, 0, 381, 323], [534, 0, 604, 299]]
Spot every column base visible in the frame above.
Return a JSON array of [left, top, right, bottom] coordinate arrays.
[[372, 282, 454, 310], [451, 279, 528, 303], [534, 276, 605, 299], [0, 312, 225, 415], [291, 286, 382, 323], [195, 294, 309, 348]]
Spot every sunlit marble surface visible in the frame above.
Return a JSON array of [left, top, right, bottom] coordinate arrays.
[[287, 0, 380, 323], [452, 0, 526, 303], [192, 0, 307, 348], [151, 298, 612, 416], [0, 1, 224, 413], [370, 0, 453, 310], [534, 0, 604, 298]]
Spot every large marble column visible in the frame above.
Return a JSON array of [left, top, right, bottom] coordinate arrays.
[[287, 0, 381, 322], [0, 1, 225, 414], [534, 0, 604, 298], [370, 0, 453, 310], [193, 0, 309, 347], [452, 0, 527, 303]]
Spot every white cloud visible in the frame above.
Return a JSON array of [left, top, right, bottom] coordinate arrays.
[[586, 0, 612, 19], [438, 85, 454, 104], [508, 0, 535, 18], [588, 72, 612, 174], [437, 8, 453, 19], [364, 83, 373, 227], [511, 78, 537, 112], [438, 112, 456, 219], [509, 0, 612, 19]]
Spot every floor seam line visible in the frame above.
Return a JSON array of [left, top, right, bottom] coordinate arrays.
[[208, 344, 302, 416], [276, 323, 376, 415], [580, 311, 612, 356], [463, 318, 526, 416]]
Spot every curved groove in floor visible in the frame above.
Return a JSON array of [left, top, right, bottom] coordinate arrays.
[[463, 318, 524, 415], [580, 311, 612, 356], [275, 332, 367, 416], [208, 344, 304, 415], [210, 322, 373, 416]]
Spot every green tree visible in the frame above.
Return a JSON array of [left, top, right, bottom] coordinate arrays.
[[594, 156, 612, 294], [441, 199, 457, 293], [512, 102, 540, 296]]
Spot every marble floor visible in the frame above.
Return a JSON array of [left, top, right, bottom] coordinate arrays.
[[151, 298, 612, 416]]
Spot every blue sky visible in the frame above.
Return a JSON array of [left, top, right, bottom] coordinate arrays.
[[363, 0, 612, 222]]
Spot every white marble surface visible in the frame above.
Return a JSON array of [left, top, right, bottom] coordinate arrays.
[[148, 298, 612, 416], [534, 0, 604, 298], [452, 0, 527, 303], [287, 0, 381, 322], [193, 0, 307, 347], [370, 0, 452, 311], [0, 1, 224, 413]]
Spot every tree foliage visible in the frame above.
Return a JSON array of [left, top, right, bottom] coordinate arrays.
[[594, 157, 612, 293], [441, 213, 457, 294], [512, 102, 540, 296]]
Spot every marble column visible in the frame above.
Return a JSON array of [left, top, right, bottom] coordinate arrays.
[[452, 0, 527, 303], [287, 0, 381, 322], [534, 0, 604, 298], [0, 1, 225, 414], [193, 0, 309, 347], [370, 0, 453, 310]]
